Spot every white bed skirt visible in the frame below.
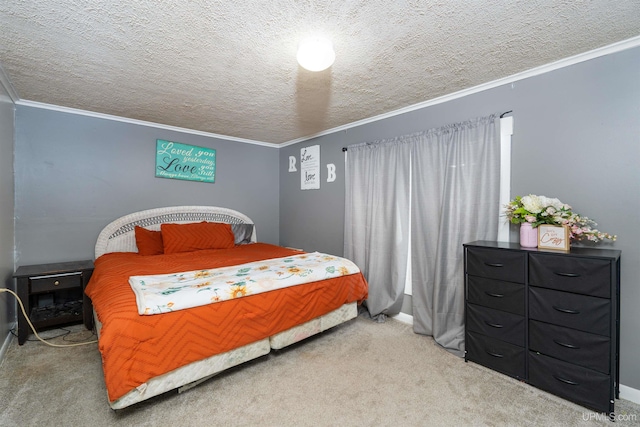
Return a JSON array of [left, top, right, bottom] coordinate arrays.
[[100, 302, 357, 409]]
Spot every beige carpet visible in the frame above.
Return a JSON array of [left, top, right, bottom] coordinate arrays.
[[1, 316, 639, 427]]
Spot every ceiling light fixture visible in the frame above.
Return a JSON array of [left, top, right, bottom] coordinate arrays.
[[296, 37, 335, 72]]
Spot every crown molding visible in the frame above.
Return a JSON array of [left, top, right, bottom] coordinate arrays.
[[10, 35, 640, 148], [14, 99, 280, 149], [281, 35, 640, 147]]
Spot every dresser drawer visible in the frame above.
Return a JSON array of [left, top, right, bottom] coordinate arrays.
[[529, 287, 610, 336], [30, 273, 82, 294], [466, 303, 524, 346], [529, 254, 611, 298], [529, 320, 610, 374], [528, 352, 611, 413], [466, 248, 525, 283], [467, 276, 524, 315], [466, 331, 525, 379]]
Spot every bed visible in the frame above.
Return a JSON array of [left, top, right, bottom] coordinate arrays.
[[85, 206, 368, 409]]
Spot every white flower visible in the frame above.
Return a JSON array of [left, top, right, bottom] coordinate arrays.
[[538, 196, 562, 209], [521, 195, 543, 214]]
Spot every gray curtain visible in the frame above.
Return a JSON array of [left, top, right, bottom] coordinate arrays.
[[344, 138, 411, 320], [345, 114, 500, 353], [411, 115, 501, 356]]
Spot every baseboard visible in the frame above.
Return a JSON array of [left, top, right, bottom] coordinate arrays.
[[620, 384, 640, 405], [391, 312, 413, 325], [0, 323, 15, 364]]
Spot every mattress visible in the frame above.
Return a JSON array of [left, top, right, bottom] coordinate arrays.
[[86, 243, 368, 404]]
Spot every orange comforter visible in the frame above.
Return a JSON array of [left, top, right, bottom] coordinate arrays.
[[85, 243, 368, 402]]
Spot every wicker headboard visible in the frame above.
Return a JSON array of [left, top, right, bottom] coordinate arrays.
[[95, 206, 256, 258]]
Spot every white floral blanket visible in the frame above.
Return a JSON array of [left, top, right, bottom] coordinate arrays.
[[129, 252, 361, 315]]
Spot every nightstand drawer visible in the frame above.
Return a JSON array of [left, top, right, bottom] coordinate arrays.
[[529, 287, 610, 336], [467, 276, 524, 315], [529, 254, 610, 298], [529, 320, 610, 374], [466, 248, 525, 283], [466, 303, 524, 346], [529, 352, 610, 413], [466, 331, 525, 379], [30, 273, 82, 293]]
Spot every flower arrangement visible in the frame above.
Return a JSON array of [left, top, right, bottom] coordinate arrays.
[[504, 194, 616, 243]]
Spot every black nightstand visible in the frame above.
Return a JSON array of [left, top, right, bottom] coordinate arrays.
[[13, 260, 94, 345]]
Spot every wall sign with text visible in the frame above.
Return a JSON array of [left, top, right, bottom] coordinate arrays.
[[155, 140, 216, 183], [300, 145, 320, 190]]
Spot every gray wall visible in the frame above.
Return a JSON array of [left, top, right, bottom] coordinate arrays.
[[0, 81, 15, 357], [279, 47, 640, 390], [279, 136, 346, 256], [14, 107, 280, 265]]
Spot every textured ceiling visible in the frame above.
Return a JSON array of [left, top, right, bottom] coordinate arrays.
[[1, 1, 639, 144]]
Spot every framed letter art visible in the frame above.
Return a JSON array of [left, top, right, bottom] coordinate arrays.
[[300, 145, 320, 190], [538, 225, 570, 251]]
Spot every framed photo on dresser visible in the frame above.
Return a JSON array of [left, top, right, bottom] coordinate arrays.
[[537, 225, 570, 251]]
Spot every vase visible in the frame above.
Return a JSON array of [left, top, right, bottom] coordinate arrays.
[[520, 223, 538, 248]]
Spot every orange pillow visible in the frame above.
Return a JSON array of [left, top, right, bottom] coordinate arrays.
[[134, 226, 164, 256], [161, 222, 235, 254]]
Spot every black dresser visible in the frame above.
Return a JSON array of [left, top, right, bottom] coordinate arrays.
[[463, 241, 621, 414]]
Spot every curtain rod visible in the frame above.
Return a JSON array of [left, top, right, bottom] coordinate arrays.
[[342, 110, 513, 151]]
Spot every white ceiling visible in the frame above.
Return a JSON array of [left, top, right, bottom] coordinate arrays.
[[1, 1, 639, 144]]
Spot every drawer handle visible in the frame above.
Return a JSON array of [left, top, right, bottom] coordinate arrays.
[[54, 280, 60, 286], [552, 305, 580, 315], [553, 339, 580, 350], [485, 350, 504, 358], [484, 262, 504, 268], [484, 321, 504, 329], [484, 291, 504, 298], [553, 375, 580, 386], [554, 272, 580, 278]]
